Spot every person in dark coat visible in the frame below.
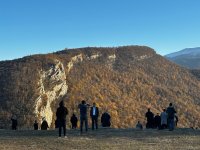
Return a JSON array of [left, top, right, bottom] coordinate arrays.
[[90, 103, 99, 130], [166, 103, 176, 131], [11, 115, 18, 130], [41, 118, 49, 130], [145, 108, 154, 128], [70, 113, 78, 129], [34, 120, 39, 130], [56, 100, 69, 137], [78, 100, 90, 133], [154, 113, 161, 129], [101, 111, 111, 127]]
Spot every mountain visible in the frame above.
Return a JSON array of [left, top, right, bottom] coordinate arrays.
[[1, 46, 200, 129], [165, 47, 200, 69]]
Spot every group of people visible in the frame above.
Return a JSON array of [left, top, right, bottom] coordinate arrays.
[[145, 103, 178, 131], [10, 101, 178, 137], [33, 118, 49, 130], [55, 100, 111, 137]]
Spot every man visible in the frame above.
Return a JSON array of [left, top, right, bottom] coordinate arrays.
[[11, 115, 18, 130], [90, 103, 99, 130], [56, 100, 68, 137], [34, 120, 39, 130], [145, 108, 154, 128], [78, 100, 90, 133], [160, 109, 168, 129], [166, 103, 176, 131], [154, 113, 161, 129]]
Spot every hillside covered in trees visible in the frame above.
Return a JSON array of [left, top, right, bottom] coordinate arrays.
[[0, 46, 200, 128]]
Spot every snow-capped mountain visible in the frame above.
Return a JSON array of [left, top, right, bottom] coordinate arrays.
[[165, 47, 200, 69]]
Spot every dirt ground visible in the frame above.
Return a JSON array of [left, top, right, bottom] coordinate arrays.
[[0, 128, 200, 150]]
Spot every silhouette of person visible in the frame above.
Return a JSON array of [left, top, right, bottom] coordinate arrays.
[[70, 113, 78, 129], [154, 113, 161, 129], [11, 115, 18, 130], [101, 111, 111, 127], [175, 114, 178, 127], [78, 100, 90, 133], [56, 100, 69, 137], [160, 109, 168, 129], [166, 103, 176, 131], [34, 120, 39, 130], [90, 103, 99, 130], [41, 117, 49, 130], [136, 121, 143, 130], [145, 108, 154, 128]]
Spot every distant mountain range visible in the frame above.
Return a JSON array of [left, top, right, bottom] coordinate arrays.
[[165, 47, 200, 69]]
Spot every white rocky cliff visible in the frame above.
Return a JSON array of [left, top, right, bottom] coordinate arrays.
[[35, 60, 68, 126]]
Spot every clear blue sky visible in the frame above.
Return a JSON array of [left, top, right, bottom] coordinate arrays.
[[0, 0, 200, 61]]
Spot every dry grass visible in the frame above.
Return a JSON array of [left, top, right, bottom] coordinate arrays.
[[0, 128, 200, 150]]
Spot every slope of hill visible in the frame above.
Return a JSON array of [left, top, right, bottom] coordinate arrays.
[[1, 46, 200, 128], [165, 47, 200, 69]]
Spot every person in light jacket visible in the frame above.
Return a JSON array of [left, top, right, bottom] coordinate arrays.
[[160, 109, 168, 129]]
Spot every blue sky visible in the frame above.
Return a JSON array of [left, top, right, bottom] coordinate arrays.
[[0, 0, 200, 60]]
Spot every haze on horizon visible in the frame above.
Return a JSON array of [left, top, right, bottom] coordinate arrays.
[[0, 0, 200, 61]]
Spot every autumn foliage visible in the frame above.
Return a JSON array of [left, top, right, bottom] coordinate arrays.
[[1, 46, 200, 128]]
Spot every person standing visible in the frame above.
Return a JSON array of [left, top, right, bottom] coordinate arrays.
[[166, 103, 176, 131], [78, 100, 89, 133], [70, 113, 78, 129], [160, 109, 168, 129], [154, 113, 161, 129], [56, 100, 69, 138], [145, 108, 154, 128], [11, 115, 18, 130], [34, 120, 39, 130], [90, 103, 99, 130]]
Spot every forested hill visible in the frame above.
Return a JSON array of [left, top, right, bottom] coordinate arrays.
[[1, 46, 200, 128]]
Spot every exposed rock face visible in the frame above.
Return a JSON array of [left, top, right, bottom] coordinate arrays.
[[0, 46, 200, 129], [35, 60, 68, 126], [67, 54, 83, 72]]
